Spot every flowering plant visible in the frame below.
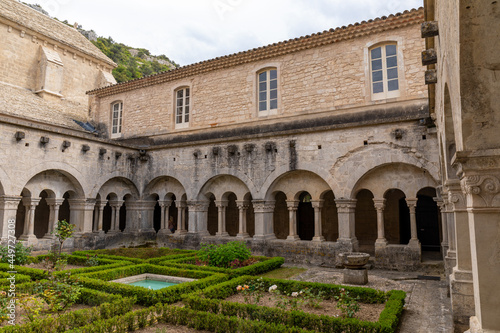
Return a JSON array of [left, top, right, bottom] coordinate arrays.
[[334, 288, 360, 318]]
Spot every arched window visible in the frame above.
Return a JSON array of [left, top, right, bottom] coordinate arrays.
[[111, 101, 123, 138], [175, 87, 190, 128], [370, 43, 400, 100], [257, 68, 278, 115]]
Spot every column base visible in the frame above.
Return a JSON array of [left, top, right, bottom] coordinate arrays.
[[408, 238, 421, 248], [312, 235, 325, 242], [19, 235, 37, 242], [92, 230, 105, 236], [286, 234, 300, 241], [236, 233, 251, 239], [375, 238, 388, 248], [450, 269, 475, 333], [253, 233, 277, 240], [43, 233, 55, 239], [157, 229, 172, 235], [216, 232, 229, 237], [176, 229, 188, 235]]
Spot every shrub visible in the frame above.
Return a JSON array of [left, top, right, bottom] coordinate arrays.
[[0, 241, 32, 265], [198, 241, 251, 268]]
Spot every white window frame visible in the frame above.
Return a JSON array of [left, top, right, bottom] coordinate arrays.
[[111, 101, 123, 138], [257, 68, 278, 116], [369, 43, 400, 101], [175, 87, 190, 129]]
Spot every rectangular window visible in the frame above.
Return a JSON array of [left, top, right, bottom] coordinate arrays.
[[258, 69, 278, 115], [175, 88, 190, 128], [370, 44, 399, 100], [111, 102, 123, 137]]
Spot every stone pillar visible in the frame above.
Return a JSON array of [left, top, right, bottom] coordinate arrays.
[[236, 201, 250, 239], [459, 171, 500, 332], [252, 200, 276, 240], [311, 200, 325, 242], [444, 182, 457, 272], [434, 198, 449, 251], [187, 201, 209, 235], [157, 200, 171, 234], [177, 202, 187, 234], [405, 198, 421, 248], [94, 201, 106, 233], [335, 199, 358, 251], [373, 198, 388, 248], [68, 199, 95, 234], [0, 196, 22, 240], [135, 201, 156, 233], [20, 197, 40, 241], [445, 181, 474, 332], [108, 200, 123, 233], [215, 200, 229, 237], [45, 198, 64, 238], [286, 200, 300, 241]]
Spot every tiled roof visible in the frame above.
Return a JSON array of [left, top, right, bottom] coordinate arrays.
[[0, 82, 89, 131], [88, 7, 424, 98], [0, 0, 115, 67]]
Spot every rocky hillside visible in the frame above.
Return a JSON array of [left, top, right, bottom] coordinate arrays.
[[23, 2, 178, 83]]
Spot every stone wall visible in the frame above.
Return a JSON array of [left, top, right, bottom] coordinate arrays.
[[93, 24, 427, 139]]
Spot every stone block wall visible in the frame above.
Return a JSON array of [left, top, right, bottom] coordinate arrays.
[[94, 24, 427, 139]]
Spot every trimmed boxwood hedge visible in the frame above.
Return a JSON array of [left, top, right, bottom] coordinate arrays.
[[71, 251, 146, 264], [66, 303, 317, 333], [156, 256, 285, 277], [1, 288, 135, 333], [76, 264, 230, 306], [182, 275, 406, 333], [0, 263, 47, 280], [0, 272, 31, 285]]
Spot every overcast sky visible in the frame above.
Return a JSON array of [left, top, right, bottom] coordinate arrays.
[[20, 0, 423, 66]]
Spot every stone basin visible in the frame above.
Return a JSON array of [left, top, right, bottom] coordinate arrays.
[[341, 252, 370, 269]]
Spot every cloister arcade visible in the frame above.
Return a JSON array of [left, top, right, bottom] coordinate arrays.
[[5, 162, 444, 258]]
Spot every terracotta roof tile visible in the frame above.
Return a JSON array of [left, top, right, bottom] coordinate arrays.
[[0, 0, 115, 67], [88, 7, 423, 98]]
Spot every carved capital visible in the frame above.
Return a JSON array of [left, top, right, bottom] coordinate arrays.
[[0, 196, 22, 210], [235, 200, 249, 210], [252, 200, 275, 213], [311, 200, 324, 209], [335, 199, 357, 213], [215, 200, 228, 209], [187, 200, 210, 211], [463, 174, 500, 207], [286, 200, 299, 210], [373, 198, 386, 211]]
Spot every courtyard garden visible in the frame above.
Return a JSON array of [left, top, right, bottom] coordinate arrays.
[[0, 237, 406, 332]]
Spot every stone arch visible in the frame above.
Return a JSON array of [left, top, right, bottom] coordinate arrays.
[[333, 144, 438, 199], [351, 162, 438, 199], [23, 170, 85, 199], [144, 176, 187, 201], [192, 169, 257, 200], [264, 170, 331, 201], [17, 162, 87, 198], [89, 171, 140, 198], [97, 177, 140, 200], [0, 166, 10, 195], [198, 174, 251, 201], [260, 163, 335, 200]]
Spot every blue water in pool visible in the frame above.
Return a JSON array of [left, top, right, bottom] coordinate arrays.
[[127, 279, 179, 290]]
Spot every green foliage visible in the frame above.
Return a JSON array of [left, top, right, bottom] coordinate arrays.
[[0, 241, 32, 265], [335, 288, 360, 318], [198, 241, 252, 268], [35, 272, 82, 312], [91, 37, 177, 83], [53, 219, 74, 257], [84, 254, 99, 267]]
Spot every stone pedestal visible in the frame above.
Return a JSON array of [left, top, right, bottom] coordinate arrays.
[[343, 268, 368, 285]]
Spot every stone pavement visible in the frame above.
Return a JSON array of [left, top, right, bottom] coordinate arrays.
[[285, 264, 454, 333]]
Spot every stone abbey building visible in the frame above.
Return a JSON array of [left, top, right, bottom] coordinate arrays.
[[0, 0, 499, 332]]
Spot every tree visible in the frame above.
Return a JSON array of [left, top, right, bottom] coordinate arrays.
[[53, 219, 75, 257]]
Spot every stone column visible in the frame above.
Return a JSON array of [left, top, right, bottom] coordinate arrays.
[[311, 200, 325, 242], [373, 198, 388, 248], [107, 200, 123, 233], [405, 198, 420, 248], [434, 198, 449, 250], [335, 199, 358, 251], [20, 197, 40, 241], [134, 200, 156, 233], [94, 201, 106, 233], [236, 200, 250, 239], [252, 200, 276, 240], [157, 200, 171, 234], [177, 202, 187, 234], [215, 200, 229, 237], [67, 198, 94, 234], [0, 196, 22, 240], [187, 201, 210, 235], [44, 198, 64, 238], [286, 200, 300, 241]]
